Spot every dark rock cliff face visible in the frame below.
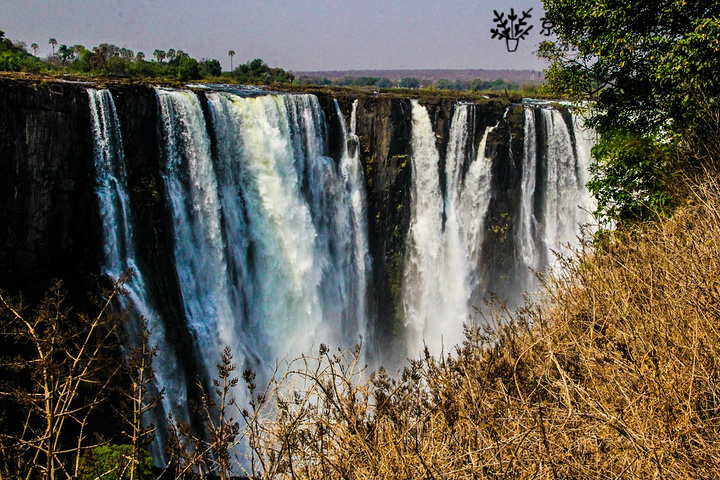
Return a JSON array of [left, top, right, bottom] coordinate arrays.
[[0, 79, 99, 297], [0, 79, 515, 358], [481, 104, 526, 302]]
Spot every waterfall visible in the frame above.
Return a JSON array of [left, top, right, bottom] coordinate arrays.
[[87, 88, 189, 461], [155, 88, 239, 396], [518, 106, 539, 280], [516, 105, 596, 293], [155, 89, 370, 378], [402, 101, 445, 357], [402, 102, 495, 357], [335, 99, 370, 346], [87, 87, 596, 466]]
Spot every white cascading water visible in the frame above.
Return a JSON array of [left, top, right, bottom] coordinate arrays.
[[402, 102, 495, 358], [518, 106, 540, 282], [203, 91, 322, 365], [402, 101, 445, 357], [156, 89, 370, 380], [155, 88, 240, 394], [87, 88, 189, 461], [336, 99, 370, 345], [448, 111, 495, 316], [516, 105, 596, 293], [572, 113, 598, 216]]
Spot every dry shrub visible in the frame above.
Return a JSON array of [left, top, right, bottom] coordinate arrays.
[[243, 176, 720, 479]]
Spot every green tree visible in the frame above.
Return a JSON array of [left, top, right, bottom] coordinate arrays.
[[176, 55, 200, 81], [376, 77, 394, 88], [57, 44, 72, 65], [152, 49, 166, 62], [435, 78, 452, 90], [199, 58, 222, 77], [30, 43, 39, 55], [72, 44, 84, 59], [539, 0, 720, 223], [400, 77, 420, 89], [48, 37, 57, 56]]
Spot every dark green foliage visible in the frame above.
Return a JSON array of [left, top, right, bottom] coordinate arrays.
[[587, 129, 675, 224], [78, 444, 154, 480], [335, 75, 384, 87], [176, 55, 200, 81], [0, 32, 236, 82], [469, 77, 518, 91], [399, 77, 420, 89], [199, 58, 222, 77], [232, 58, 294, 84], [435, 78, 452, 90], [297, 75, 332, 85], [376, 77, 393, 88], [0, 31, 42, 72]]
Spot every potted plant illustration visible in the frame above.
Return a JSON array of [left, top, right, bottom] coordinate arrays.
[[491, 8, 534, 52]]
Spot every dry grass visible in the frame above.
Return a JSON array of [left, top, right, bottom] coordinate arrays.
[[237, 175, 720, 479]]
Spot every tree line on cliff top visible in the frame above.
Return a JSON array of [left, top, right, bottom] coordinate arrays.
[[0, 30, 294, 84], [0, 30, 539, 93]]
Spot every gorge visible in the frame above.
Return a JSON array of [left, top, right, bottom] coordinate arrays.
[[0, 78, 595, 460]]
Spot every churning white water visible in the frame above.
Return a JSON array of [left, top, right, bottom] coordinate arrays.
[[154, 89, 371, 382]]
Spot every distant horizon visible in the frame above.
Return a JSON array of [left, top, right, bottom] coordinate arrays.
[[291, 68, 546, 85], [291, 68, 545, 73]]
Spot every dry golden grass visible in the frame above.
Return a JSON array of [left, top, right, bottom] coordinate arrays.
[[239, 176, 720, 479]]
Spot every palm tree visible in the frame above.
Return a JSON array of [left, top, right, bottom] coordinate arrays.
[[228, 50, 235, 71], [30, 43, 39, 56], [48, 38, 57, 56]]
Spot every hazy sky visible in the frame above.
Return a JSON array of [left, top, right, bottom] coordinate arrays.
[[2, 0, 553, 72]]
